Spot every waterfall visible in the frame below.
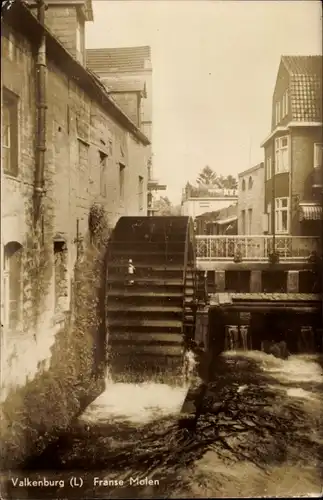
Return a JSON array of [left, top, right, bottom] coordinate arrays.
[[298, 327, 315, 353], [225, 325, 251, 351], [240, 326, 250, 351]]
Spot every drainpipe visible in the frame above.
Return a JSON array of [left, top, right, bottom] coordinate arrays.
[[34, 0, 47, 226]]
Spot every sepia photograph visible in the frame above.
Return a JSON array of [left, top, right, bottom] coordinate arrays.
[[0, 0, 322, 498]]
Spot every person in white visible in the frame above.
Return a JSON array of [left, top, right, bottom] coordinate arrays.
[[128, 259, 135, 285]]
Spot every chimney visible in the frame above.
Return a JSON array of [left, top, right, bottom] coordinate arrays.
[[26, 0, 93, 65]]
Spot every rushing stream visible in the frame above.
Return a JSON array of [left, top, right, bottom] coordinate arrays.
[[4, 351, 323, 499]]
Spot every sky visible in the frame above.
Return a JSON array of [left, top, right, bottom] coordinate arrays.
[[86, 0, 322, 204]]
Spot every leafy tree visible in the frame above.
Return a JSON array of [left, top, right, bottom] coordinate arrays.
[[154, 196, 181, 216]]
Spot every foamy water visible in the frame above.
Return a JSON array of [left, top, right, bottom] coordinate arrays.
[[224, 350, 323, 384], [80, 380, 189, 425]]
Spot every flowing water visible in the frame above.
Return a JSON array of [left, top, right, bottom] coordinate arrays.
[[4, 351, 323, 499]]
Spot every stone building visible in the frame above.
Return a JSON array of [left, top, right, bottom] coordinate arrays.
[[1, 0, 149, 430], [86, 45, 152, 142], [86, 45, 167, 214], [261, 55, 322, 237], [237, 163, 264, 235]]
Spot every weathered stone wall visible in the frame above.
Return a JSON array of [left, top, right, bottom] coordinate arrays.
[[0, 21, 148, 467]]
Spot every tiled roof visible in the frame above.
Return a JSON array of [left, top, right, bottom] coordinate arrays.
[[86, 46, 151, 74], [282, 55, 322, 122], [100, 78, 146, 95]]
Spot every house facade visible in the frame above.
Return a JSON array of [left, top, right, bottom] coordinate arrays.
[[261, 55, 322, 237], [181, 184, 238, 219], [1, 0, 149, 406], [237, 163, 264, 235]]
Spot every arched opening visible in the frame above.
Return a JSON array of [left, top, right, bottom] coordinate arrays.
[[248, 176, 253, 189], [242, 179, 246, 191], [3, 241, 23, 329]]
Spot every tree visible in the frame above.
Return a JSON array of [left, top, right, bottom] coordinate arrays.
[[196, 166, 219, 186], [154, 196, 181, 216], [221, 175, 238, 190]]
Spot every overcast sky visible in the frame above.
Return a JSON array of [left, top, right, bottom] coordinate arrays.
[[86, 0, 322, 204]]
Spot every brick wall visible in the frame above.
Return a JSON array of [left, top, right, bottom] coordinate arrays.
[[1, 27, 148, 399], [238, 164, 264, 235]]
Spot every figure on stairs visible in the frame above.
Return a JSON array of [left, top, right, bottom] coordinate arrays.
[[128, 258, 136, 285]]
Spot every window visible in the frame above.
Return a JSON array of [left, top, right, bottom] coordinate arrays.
[[138, 175, 144, 211], [241, 210, 246, 234], [275, 101, 281, 125], [266, 156, 272, 180], [247, 208, 253, 234], [53, 240, 68, 314], [314, 143, 323, 169], [119, 163, 125, 202], [3, 242, 22, 329], [275, 136, 289, 173], [248, 176, 253, 190], [275, 197, 289, 233], [99, 151, 108, 198], [282, 89, 289, 117], [2, 88, 18, 177], [77, 139, 89, 199], [242, 179, 246, 191], [267, 202, 272, 233]]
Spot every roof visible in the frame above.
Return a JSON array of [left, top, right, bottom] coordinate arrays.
[[100, 78, 147, 96], [238, 162, 264, 178], [2, 2, 150, 146], [86, 46, 151, 74], [282, 55, 322, 122]]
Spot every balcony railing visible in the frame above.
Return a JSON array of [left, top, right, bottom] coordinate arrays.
[[195, 235, 321, 261]]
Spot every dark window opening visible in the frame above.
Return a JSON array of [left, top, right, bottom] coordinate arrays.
[[2, 88, 19, 177], [225, 271, 251, 293], [262, 271, 287, 293], [299, 270, 322, 293], [138, 175, 144, 211], [99, 151, 108, 198], [119, 163, 125, 202]]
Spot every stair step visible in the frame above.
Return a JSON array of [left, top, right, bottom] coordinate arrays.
[[109, 344, 184, 356], [108, 263, 185, 271], [107, 304, 183, 313], [107, 290, 183, 298], [110, 250, 184, 256], [108, 278, 190, 286], [108, 318, 182, 329], [108, 332, 183, 344]]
